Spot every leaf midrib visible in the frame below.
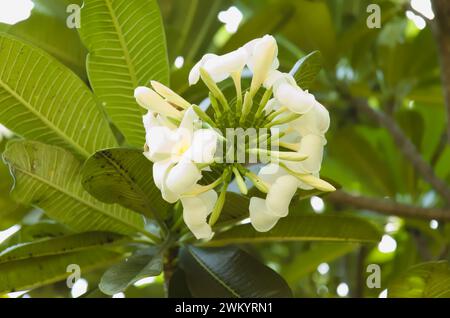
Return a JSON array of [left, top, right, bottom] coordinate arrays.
[[0, 77, 90, 158], [104, 0, 138, 87], [188, 247, 241, 298], [13, 164, 143, 234]]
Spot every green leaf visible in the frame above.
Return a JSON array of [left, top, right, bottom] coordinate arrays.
[[0, 249, 121, 294], [81, 148, 169, 219], [204, 215, 381, 247], [78, 0, 169, 147], [3, 140, 146, 236], [289, 50, 322, 90], [389, 261, 450, 298], [180, 246, 292, 298], [0, 34, 117, 158], [168, 268, 192, 298], [0, 232, 126, 264], [0, 0, 88, 80], [99, 247, 163, 295]]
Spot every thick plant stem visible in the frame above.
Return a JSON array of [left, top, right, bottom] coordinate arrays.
[[163, 246, 179, 297]]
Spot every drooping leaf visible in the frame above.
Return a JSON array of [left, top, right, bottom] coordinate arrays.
[[3, 140, 146, 236], [99, 247, 163, 295], [180, 246, 292, 298], [389, 261, 450, 298], [0, 0, 88, 80], [0, 34, 117, 158], [204, 215, 381, 247], [289, 50, 322, 90], [0, 232, 126, 264], [168, 268, 192, 298], [81, 148, 169, 219], [0, 249, 121, 294], [78, 0, 169, 147]]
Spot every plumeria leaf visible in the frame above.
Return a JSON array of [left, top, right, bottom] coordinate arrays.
[[180, 246, 292, 298], [0, 34, 117, 158], [3, 140, 146, 236], [289, 50, 322, 90], [99, 247, 163, 295], [0, 0, 87, 80], [78, 0, 169, 147], [81, 148, 170, 219], [204, 215, 381, 247], [0, 232, 126, 264], [389, 261, 450, 298], [0, 249, 121, 294]]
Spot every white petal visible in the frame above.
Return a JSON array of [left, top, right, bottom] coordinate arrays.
[[181, 190, 217, 240], [258, 164, 287, 186], [145, 126, 179, 162], [290, 101, 330, 136], [185, 129, 218, 163], [152, 160, 173, 190], [189, 54, 217, 85], [274, 83, 315, 114], [266, 175, 299, 217], [264, 70, 296, 90], [249, 197, 280, 232], [134, 87, 181, 119], [297, 134, 325, 173], [165, 161, 202, 195], [203, 48, 248, 83], [264, 98, 281, 114], [248, 35, 279, 92]]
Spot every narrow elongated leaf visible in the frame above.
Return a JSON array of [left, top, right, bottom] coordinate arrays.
[[289, 50, 322, 90], [0, 34, 117, 158], [0, 232, 125, 263], [389, 261, 450, 298], [180, 246, 292, 298], [79, 0, 169, 146], [204, 215, 381, 247], [99, 247, 163, 295], [3, 140, 146, 236], [0, 250, 121, 294], [81, 148, 169, 219]]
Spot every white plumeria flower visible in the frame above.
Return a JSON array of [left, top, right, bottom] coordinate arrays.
[[188, 48, 248, 85], [263, 70, 296, 90], [135, 86, 182, 120], [143, 108, 218, 203], [244, 35, 279, 94], [180, 189, 218, 240], [249, 166, 299, 232]]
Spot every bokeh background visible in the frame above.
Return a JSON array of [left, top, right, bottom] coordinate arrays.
[[1, 0, 450, 298]]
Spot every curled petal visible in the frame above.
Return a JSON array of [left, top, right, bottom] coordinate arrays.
[[202, 48, 248, 83], [249, 197, 280, 232], [297, 134, 325, 174], [181, 190, 217, 240], [184, 129, 218, 163], [274, 83, 315, 114], [145, 126, 180, 162], [165, 161, 202, 196], [264, 70, 296, 90], [189, 54, 217, 85], [266, 175, 299, 217], [290, 101, 330, 136], [258, 163, 287, 186]]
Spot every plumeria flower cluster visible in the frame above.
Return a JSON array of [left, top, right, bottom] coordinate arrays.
[[135, 35, 335, 240]]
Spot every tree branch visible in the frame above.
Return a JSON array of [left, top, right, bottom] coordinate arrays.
[[431, 0, 450, 143], [343, 94, 450, 204], [327, 190, 450, 221]]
